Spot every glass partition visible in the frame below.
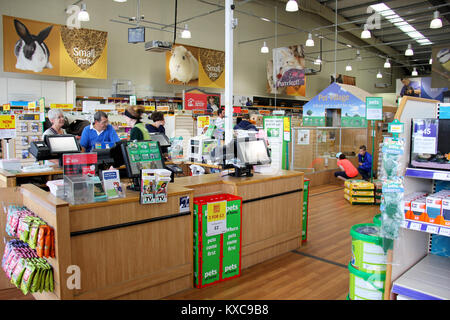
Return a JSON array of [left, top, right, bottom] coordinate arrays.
[[291, 127, 368, 173]]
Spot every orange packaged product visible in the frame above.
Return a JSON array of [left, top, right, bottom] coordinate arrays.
[[50, 228, 55, 258], [36, 225, 47, 257], [44, 227, 53, 258]]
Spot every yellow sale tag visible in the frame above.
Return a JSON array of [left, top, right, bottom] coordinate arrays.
[[28, 101, 36, 110], [207, 201, 226, 222], [0, 115, 15, 129], [145, 105, 155, 112], [38, 98, 45, 112], [2, 104, 10, 111], [197, 116, 210, 128], [283, 117, 290, 132], [50, 103, 73, 109]]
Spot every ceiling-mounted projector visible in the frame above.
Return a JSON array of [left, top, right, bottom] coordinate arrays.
[[145, 40, 173, 52]]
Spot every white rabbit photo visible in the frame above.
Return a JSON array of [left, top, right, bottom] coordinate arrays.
[[13, 19, 53, 73], [169, 45, 199, 84]]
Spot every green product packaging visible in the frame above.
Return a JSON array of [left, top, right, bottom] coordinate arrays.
[[10, 258, 26, 288], [49, 265, 54, 292], [28, 219, 44, 249], [30, 265, 41, 293], [20, 261, 36, 295], [19, 216, 33, 243], [302, 180, 310, 241]]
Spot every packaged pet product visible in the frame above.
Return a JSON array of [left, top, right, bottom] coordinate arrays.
[[344, 188, 374, 197], [345, 180, 374, 191], [410, 198, 427, 221], [426, 194, 443, 224], [155, 176, 171, 203], [442, 198, 450, 227]]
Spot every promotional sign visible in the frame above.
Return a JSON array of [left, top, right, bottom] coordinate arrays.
[[184, 88, 220, 112], [0, 115, 16, 139], [263, 116, 290, 170], [366, 97, 383, 121], [412, 119, 438, 154], [206, 200, 227, 237], [396, 77, 448, 102], [3, 15, 107, 79], [50, 103, 74, 110], [302, 83, 366, 127], [267, 45, 306, 97], [2, 104, 10, 111], [63, 153, 97, 176], [166, 44, 225, 88]]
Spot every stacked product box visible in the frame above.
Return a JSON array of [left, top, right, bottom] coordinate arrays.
[[193, 194, 242, 288], [373, 180, 383, 205], [404, 190, 450, 226], [344, 180, 375, 205], [404, 192, 428, 221]]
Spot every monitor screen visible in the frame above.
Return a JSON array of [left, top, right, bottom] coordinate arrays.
[[128, 27, 145, 43], [236, 139, 271, 165], [149, 133, 171, 147], [122, 140, 165, 177], [46, 135, 79, 153]]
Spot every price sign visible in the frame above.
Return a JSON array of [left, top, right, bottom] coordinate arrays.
[[402, 220, 409, 229], [426, 225, 439, 234], [206, 200, 227, 236], [439, 227, 450, 237], [2, 103, 10, 111], [0, 115, 16, 139], [28, 101, 36, 110], [409, 222, 422, 231], [433, 172, 450, 181], [366, 97, 383, 121], [38, 97, 45, 112]]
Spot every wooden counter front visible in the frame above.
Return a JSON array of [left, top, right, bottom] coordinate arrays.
[[0, 183, 194, 300], [174, 170, 304, 269]]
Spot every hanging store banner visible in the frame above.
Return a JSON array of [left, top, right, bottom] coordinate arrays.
[[431, 45, 450, 89], [166, 44, 225, 88], [3, 15, 107, 79], [267, 45, 306, 97]]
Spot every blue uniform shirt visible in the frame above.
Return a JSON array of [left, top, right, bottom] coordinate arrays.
[[80, 124, 120, 152]]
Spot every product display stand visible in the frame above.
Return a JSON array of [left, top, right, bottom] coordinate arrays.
[[384, 96, 449, 300]]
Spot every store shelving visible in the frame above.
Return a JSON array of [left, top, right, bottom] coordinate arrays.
[[401, 219, 450, 237], [405, 168, 450, 181], [392, 254, 450, 300]]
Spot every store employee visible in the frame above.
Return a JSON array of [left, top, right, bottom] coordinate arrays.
[[80, 111, 120, 152]]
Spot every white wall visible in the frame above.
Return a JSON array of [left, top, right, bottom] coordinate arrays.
[[0, 0, 401, 102]]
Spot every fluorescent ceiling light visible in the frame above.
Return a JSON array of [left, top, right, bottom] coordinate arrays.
[[261, 41, 269, 53], [181, 24, 191, 39], [305, 33, 314, 47], [78, 3, 89, 21], [384, 58, 391, 68], [411, 67, 418, 76], [370, 3, 432, 46], [286, 0, 298, 12], [346, 64, 352, 71], [430, 11, 442, 29], [361, 25, 371, 39], [405, 44, 414, 56], [261, 17, 270, 22]]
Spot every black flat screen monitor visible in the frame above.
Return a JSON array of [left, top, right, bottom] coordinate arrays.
[[149, 133, 171, 148], [236, 138, 271, 166], [45, 135, 80, 154], [121, 140, 165, 178], [128, 27, 145, 43]]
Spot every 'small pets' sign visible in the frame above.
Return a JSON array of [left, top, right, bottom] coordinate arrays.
[[3, 15, 107, 79]]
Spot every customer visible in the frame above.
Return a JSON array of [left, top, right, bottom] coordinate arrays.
[[334, 153, 358, 182], [43, 109, 66, 137], [357, 145, 374, 181], [146, 111, 166, 134], [80, 111, 120, 152], [124, 105, 150, 140], [214, 107, 225, 129], [233, 113, 257, 131]]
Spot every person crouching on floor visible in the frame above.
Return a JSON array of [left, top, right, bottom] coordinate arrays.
[[334, 152, 358, 183]]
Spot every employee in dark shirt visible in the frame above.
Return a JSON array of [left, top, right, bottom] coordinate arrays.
[[146, 111, 166, 134], [124, 105, 150, 140], [234, 113, 257, 131]]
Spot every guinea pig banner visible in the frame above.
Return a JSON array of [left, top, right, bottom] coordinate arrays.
[[166, 44, 225, 89], [267, 45, 306, 97], [3, 15, 107, 79]]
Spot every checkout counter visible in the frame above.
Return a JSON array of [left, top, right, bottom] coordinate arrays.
[[0, 134, 304, 300]]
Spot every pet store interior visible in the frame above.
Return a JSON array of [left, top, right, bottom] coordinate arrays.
[[0, 0, 449, 304]]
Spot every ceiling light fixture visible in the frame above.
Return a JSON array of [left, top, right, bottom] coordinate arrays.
[[430, 11, 443, 29], [346, 64, 352, 71], [305, 33, 314, 47], [356, 49, 362, 61], [114, 0, 127, 2], [286, 0, 299, 12], [411, 67, 418, 76], [376, 70, 382, 79], [429, 58, 433, 64], [314, 55, 322, 65], [361, 24, 371, 39], [405, 44, 414, 56], [261, 41, 269, 53], [181, 24, 191, 39], [384, 58, 391, 68], [78, 3, 90, 21]]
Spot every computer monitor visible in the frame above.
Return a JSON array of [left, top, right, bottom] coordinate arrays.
[[128, 27, 145, 43], [236, 138, 271, 166], [44, 135, 80, 154], [121, 140, 166, 179], [149, 133, 171, 148]]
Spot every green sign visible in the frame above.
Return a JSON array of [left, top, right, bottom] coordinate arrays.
[[388, 119, 404, 136], [366, 97, 383, 121]]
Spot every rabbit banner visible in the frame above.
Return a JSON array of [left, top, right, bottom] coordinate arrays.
[[166, 44, 225, 89], [3, 15, 107, 79]]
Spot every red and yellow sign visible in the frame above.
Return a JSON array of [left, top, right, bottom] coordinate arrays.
[[0, 115, 15, 129], [3, 15, 107, 79], [50, 103, 74, 110], [2, 104, 10, 111]]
